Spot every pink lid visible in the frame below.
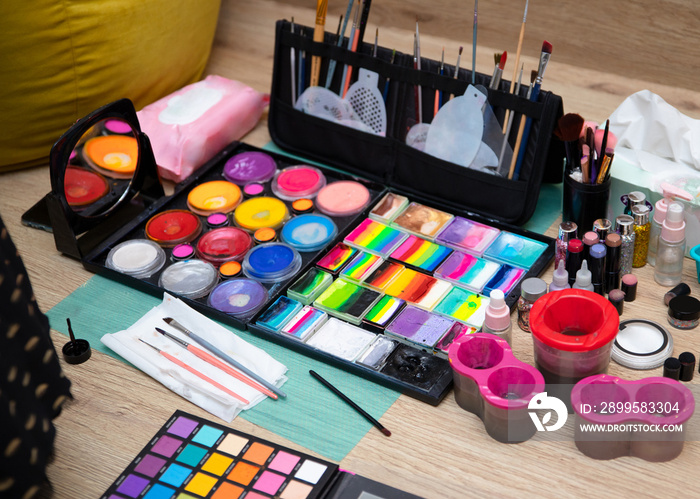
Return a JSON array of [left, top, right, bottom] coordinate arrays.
[[485, 289, 511, 331], [661, 202, 685, 243], [653, 198, 668, 223]]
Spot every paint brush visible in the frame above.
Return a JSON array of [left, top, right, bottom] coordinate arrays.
[[325, 0, 354, 89], [555, 113, 585, 175], [489, 51, 507, 90], [472, 0, 478, 85], [163, 317, 287, 398], [434, 46, 445, 116], [415, 19, 423, 123], [290, 18, 297, 106], [357, 0, 372, 46], [503, 0, 529, 133], [139, 338, 249, 405], [512, 41, 552, 180], [497, 64, 523, 175], [309, 370, 391, 437], [342, 0, 362, 98], [383, 49, 396, 102], [597, 119, 610, 170], [155, 328, 278, 400], [310, 0, 329, 87], [507, 69, 536, 179], [450, 46, 463, 100]]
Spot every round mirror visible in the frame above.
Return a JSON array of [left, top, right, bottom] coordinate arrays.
[[63, 118, 139, 217]]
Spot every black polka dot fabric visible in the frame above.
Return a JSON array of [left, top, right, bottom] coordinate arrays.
[[0, 213, 72, 498]]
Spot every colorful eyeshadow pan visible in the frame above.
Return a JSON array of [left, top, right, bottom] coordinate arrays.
[[340, 251, 383, 282], [243, 442, 274, 465], [313, 279, 382, 325], [244, 182, 265, 197], [253, 227, 277, 244], [362, 295, 405, 330], [192, 425, 224, 447], [160, 463, 192, 487], [483, 232, 547, 268], [281, 306, 328, 341], [212, 482, 244, 499], [217, 433, 248, 457], [253, 471, 286, 495], [116, 474, 150, 497], [151, 435, 182, 458], [384, 268, 452, 310], [435, 251, 501, 292], [316, 180, 371, 217], [386, 306, 455, 348], [172, 243, 195, 261], [168, 416, 199, 438], [280, 480, 314, 499], [143, 483, 174, 499], [223, 151, 277, 185], [306, 318, 377, 361], [344, 219, 407, 257], [268, 451, 300, 474], [435, 216, 500, 256], [272, 165, 326, 200], [389, 234, 452, 272], [185, 472, 217, 496], [134, 454, 167, 477], [369, 192, 409, 224], [257, 296, 303, 332], [294, 460, 327, 484], [242, 243, 302, 282], [291, 198, 314, 214], [176, 445, 208, 467], [362, 260, 404, 291], [391, 202, 453, 239], [233, 196, 290, 231], [201, 453, 234, 476], [195, 227, 252, 265], [316, 242, 357, 274], [287, 268, 333, 305], [208, 279, 268, 317], [228, 462, 260, 485], [64, 166, 109, 206], [433, 286, 489, 327], [483, 264, 526, 295], [83, 135, 138, 178], [187, 181, 242, 216], [280, 214, 337, 252]]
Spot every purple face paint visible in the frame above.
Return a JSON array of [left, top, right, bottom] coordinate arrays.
[[223, 151, 277, 185]]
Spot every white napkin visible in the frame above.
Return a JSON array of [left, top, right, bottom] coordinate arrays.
[[101, 293, 288, 422], [608, 90, 700, 184]]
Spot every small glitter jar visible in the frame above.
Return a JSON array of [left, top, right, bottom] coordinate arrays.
[[517, 278, 547, 332], [631, 205, 651, 268], [556, 221, 577, 269], [615, 215, 635, 277], [667, 295, 700, 330]]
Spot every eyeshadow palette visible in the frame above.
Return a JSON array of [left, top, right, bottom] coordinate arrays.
[[77, 142, 553, 405], [102, 410, 421, 499]]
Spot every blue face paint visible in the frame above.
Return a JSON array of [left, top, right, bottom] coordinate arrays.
[[243, 243, 302, 282], [280, 214, 337, 252]]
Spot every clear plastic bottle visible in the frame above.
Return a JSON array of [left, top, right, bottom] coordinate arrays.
[[647, 197, 668, 267], [572, 260, 594, 292], [654, 201, 686, 286], [548, 260, 571, 291], [482, 289, 513, 345]]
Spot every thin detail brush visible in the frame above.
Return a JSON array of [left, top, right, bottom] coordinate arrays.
[[342, 0, 362, 98], [497, 64, 524, 175], [472, 0, 478, 85], [415, 18, 423, 123], [503, 0, 529, 133], [507, 69, 536, 179], [450, 46, 463, 100], [290, 18, 297, 106], [325, 0, 354, 89], [310, 0, 329, 87]]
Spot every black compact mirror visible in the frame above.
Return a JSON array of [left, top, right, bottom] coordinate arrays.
[[22, 99, 164, 259]]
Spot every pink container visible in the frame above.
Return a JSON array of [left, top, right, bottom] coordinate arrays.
[[448, 333, 545, 443], [571, 374, 695, 461]]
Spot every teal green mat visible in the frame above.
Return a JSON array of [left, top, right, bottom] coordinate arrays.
[[47, 275, 399, 462], [263, 142, 563, 236]]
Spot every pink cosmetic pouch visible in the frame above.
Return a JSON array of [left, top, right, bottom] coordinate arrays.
[[137, 75, 269, 183]]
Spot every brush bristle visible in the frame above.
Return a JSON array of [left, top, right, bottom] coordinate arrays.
[[163, 317, 173, 324], [499, 51, 507, 70], [555, 113, 585, 142], [494, 52, 502, 65], [530, 70, 538, 83], [542, 40, 553, 54]]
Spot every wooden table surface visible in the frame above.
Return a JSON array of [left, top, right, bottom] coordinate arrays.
[[2, 1, 700, 498]]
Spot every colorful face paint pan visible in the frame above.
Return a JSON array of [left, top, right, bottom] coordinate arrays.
[[316, 242, 357, 275], [233, 197, 290, 231], [386, 306, 455, 349], [391, 202, 453, 240], [223, 151, 277, 185], [287, 267, 333, 305], [389, 234, 452, 273], [256, 296, 303, 332], [316, 180, 371, 217], [434, 287, 489, 327], [483, 264, 526, 296], [435, 216, 500, 256], [207, 278, 269, 318], [369, 192, 409, 224], [195, 227, 252, 266], [339, 251, 383, 282], [313, 278, 382, 325], [242, 243, 302, 283], [483, 232, 547, 269], [187, 180, 242, 216], [344, 219, 407, 257], [271, 165, 326, 200], [281, 306, 328, 341], [362, 260, 404, 291], [83, 134, 138, 178], [64, 166, 109, 207], [384, 268, 452, 310], [280, 214, 337, 252], [362, 295, 405, 332], [145, 210, 203, 248], [435, 251, 501, 292], [356, 335, 398, 370], [306, 318, 377, 361]]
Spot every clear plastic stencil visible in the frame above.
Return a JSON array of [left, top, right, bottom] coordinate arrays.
[[345, 68, 387, 135], [295, 86, 357, 123]]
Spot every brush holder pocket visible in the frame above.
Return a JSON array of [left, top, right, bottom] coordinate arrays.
[[530, 289, 619, 410], [269, 20, 565, 226], [562, 173, 611, 234], [571, 374, 695, 461], [448, 333, 545, 443]]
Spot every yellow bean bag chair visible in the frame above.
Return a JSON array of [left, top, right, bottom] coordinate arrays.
[[0, 0, 221, 172]]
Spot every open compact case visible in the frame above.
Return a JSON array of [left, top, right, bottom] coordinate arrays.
[[22, 97, 555, 405]]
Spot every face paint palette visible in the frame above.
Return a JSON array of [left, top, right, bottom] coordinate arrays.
[[362, 260, 405, 291], [316, 242, 357, 275], [313, 278, 382, 325], [271, 165, 327, 200], [280, 214, 337, 252], [435, 251, 501, 292], [433, 286, 490, 327], [195, 227, 252, 266], [435, 216, 501, 256], [383, 268, 452, 311], [344, 219, 407, 257], [315, 180, 371, 217], [483, 231, 548, 269], [306, 318, 377, 361], [483, 264, 526, 296], [233, 197, 290, 231], [187, 181, 243, 216], [369, 192, 409, 224], [223, 151, 277, 185], [362, 295, 406, 332], [388, 234, 452, 273], [287, 267, 334, 305], [356, 335, 398, 370], [338, 251, 383, 282], [385, 306, 456, 350], [281, 306, 328, 341], [242, 243, 302, 282], [256, 295, 303, 332], [391, 202, 453, 240], [207, 278, 269, 318], [106, 239, 167, 278]]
